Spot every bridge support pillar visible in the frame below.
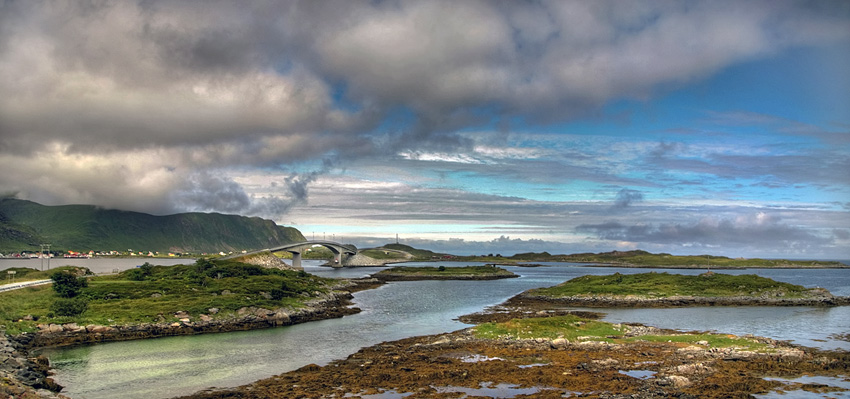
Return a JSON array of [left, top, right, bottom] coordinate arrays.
[[290, 252, 302, 269]]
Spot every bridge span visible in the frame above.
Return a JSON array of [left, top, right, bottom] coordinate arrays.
[[231, 240, 357, 269]]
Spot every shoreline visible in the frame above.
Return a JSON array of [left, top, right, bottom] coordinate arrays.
[[0, 277, 384, 398], [176, 290, 850, 399], [5, 270, 848, 398], [514, 292, 850, 308]]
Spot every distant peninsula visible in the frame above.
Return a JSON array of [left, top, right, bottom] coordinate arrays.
[[373, 266, 518, 281], [461, 249, 847, 269]]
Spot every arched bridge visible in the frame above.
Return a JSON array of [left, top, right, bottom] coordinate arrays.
[[233, 241, 357, 269]]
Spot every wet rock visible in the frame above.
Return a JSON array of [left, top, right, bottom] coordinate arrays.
[[674, 362, 713, 375], [663, 375, 692, 388]]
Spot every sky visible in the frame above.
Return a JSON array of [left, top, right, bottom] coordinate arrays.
[[1, 0, 849, 259]]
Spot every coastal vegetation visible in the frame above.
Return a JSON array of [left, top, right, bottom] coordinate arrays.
[[373, 265, 517, 280], [380, 243, 448, 260], [473, 314, 771, 351], [0, 198, 305, 253], [528, 272, 814, 299], [0, 259, 336, 334]]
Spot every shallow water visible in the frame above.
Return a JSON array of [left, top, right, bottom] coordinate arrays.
[[36, 261, 850, 399]]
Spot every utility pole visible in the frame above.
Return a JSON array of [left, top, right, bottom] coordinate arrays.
[[40, 243, 51, 271]]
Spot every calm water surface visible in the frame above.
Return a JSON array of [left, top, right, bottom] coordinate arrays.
[[35, 261, 850, 399]]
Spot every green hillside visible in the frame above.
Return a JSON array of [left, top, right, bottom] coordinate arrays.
[[0, 198, 305, 253], [380, 243, 448, 260]]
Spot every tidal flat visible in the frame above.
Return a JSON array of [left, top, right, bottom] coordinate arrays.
[[179, 293, 850, 399]]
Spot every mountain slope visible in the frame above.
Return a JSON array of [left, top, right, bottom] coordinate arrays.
[[0, 198, 305, 253]]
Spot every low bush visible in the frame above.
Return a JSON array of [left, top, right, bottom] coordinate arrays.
[[50, 270, 88, 298], [51, 297, 89, 317]]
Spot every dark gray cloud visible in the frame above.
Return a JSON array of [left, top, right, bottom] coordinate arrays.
[[0, 0, 848, 232], [576, 213, 832, 253], [3, 0, 847, 154]]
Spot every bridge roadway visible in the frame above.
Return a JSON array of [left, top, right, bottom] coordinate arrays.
[[229, 240, 358, 268]]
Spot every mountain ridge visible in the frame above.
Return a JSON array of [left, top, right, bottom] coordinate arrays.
[[0, 198, 305, 253]]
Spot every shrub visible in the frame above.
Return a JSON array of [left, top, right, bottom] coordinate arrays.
[[270, 288, 287, 300], [51, 298, 89, 317], [50, 270, 88, 298]]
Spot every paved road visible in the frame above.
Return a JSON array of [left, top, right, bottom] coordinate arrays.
[[0, 279, 52, 293]]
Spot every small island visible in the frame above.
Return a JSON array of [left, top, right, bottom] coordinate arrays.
[[372, 265, 518, 281], [520, 272, 850, 307]]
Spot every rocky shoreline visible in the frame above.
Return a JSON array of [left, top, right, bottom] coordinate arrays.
[[516, 289, 850, 308], [0, 278, 383, 398], [177, 292, 850, 399]]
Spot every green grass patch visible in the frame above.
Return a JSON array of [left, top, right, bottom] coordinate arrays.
[[528, 272, 812, 298], [474, 315, 624, 342], [625, 333, 769, 351], [0, 259, 337, 334], [474, 315, 771, 351]]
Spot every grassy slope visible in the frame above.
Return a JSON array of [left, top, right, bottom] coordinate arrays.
[[381, 243, 447, 259], [0, 260, 333, 334], [528, 272, 812, 298], [0, 198, 305, 253]]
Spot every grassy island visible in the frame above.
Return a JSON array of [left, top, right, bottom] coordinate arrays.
[[0, 259, 346, 335], [474, 314, 771, 351], [522, 272, 847, 307], [373, 265, 517, 281]]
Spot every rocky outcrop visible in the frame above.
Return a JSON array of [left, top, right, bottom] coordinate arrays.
[[233, 251, 302, 271], [517, 290, 850, 308], [338, 253, 394, 266], [1, 334, 66, 398]]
